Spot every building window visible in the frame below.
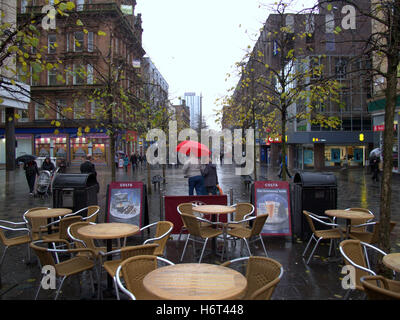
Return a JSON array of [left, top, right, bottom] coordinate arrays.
[[87, 64, 93, 84], [77, 0, 84, 11], [88, 32, 94, 52], [18, 109, 29, 122], [21, 0, 28, 13], [73, 64, 85, 85], [35, 100, 46, 120], [48, 34, 57, 54], [73, 100, 85, 119], [48, 68, 58, 86], [335, 58, 348, 80], [56, 99, 66, 120], [74, 31, 84, 52]]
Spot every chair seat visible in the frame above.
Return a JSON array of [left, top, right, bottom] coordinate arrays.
[[227, 227, 252, 239], [349, 231, 373, 243], [227, 222, 249, 229], [103, 259, 121, 278], [3, 234, 32, 247], [314, 228, 343, 239], [42, 233, 63, 241], [55, 256, 95, 277], [200, 226, 223, 238]]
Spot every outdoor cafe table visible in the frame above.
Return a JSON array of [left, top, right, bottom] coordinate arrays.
[[325, 209, 374, 238], [77, 222, 140, 291], [142, 263, 247, 300], [25, 208, 72, 236], [383, 253, 400, 273], [192, 205, 236, 259]]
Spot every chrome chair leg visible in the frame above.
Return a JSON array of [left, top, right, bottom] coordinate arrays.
[[199, 238, 208, 263], [180, 235, 190, 262], [244, 239, 252, 256], [54, 276, 67, 300], [259, 236, 268, 257], [302, 236, 314, 257], [306, 237, 322, 265]]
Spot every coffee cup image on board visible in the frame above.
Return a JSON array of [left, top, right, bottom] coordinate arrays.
[[257, 191, 289, 233], [109, 189, 140, 224]]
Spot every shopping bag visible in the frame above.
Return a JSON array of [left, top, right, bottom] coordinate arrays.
[[216, 184, 223, 195]]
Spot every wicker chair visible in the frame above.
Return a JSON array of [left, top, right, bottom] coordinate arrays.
[[177, 203, 194, 241], [101, 243, 159, 299], [0, 219, 32, 280], [222, 256, 283, 300], [115, 255, 175, 300], [227, 203, 254, 229], [361, 275, 400, 300], [64, 205, 100, 223], [226, 214, 269, 257], [180, 213, 223, 263], [22, 207, 53, 240], [67, 222, 107, 257], [349, 221, 397, 244], [302, 210, 344, 264], [344, 208, 374, 234], [42, 216, 83, 242], [141, 221, 174, 256], [30, 239, 97, 300], [339, 239, 388, 299]]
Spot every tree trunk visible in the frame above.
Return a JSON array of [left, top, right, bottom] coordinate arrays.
[[281, 107, 288, 181], [378, 55, 398, 270], [110, 132, 116, 182]]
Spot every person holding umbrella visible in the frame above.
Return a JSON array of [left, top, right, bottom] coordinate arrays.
[[24, 159, 39, 195], [369, 148, 381, 182], [179, 141, 209, 196], [201, 156, 219, 195]]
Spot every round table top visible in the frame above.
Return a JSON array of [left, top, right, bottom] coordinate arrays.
[[325, 209, 374, 220], [77, 223, 139, 240], [193, 205, 236, 215], [383, 253, 400, 273], [143, 263, 247, 300], [25, 208, 72, 219]]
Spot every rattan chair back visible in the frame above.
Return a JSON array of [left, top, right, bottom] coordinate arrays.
[[57, 216, 83, 240], [303, 210, 317, 233], [85, 205, 100, 223], [24, 207, 51, 235], [152, 221, 173, 256], [345, 208, 374, 232], [235, 203, 254, 220], [68, 221, 95, 249], [250, 214, 268, 237], [246, 256, 283, 300], [119, 255, 158, 300], [180, 213, 202, 237], [361, 275, 400, 300], [339, 239, 369, 290], [120, 243, 158, 261], [30, 241, 56, 267]]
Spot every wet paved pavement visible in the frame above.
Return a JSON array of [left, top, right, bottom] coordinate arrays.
[[0, 163, 399, 301]]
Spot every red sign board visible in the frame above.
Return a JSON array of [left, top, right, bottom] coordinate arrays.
[[106, 181, 144, 228], [254, 181, 292, 236], [373, 124, 397, 132], [164, 195, 228, 234]]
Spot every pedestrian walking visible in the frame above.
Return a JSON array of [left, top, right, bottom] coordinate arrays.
[[80, 155, 99, 193], [182, 155, 206, 196], [201, 157, 219, 195], [115, 154, 119, 169], [130, 152, 136, 171], [41, 156, 55, 172], [370, 155, 380, 182], [278, 153, 292, 179], [123, 154, 129, 172], [24, 159, 39, 195]]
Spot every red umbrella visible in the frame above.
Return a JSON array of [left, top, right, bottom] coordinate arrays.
[[176, 140, 211, 157]]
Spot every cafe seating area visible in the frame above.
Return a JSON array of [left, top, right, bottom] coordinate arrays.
[[1, 201, 399, 301]]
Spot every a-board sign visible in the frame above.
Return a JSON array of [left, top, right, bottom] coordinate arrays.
[[254, 181, 292, 236], [105, 181, 144, 228]]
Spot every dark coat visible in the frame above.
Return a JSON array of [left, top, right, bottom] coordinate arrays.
[[24, 160, 39, 177], [201, 163, 218, 187], [80, 160, 96, 176], [41, 160, 55, 172]]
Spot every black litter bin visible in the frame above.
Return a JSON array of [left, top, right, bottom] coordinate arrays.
[[52, 173, 98, 215], [291, 171, 337, 240]]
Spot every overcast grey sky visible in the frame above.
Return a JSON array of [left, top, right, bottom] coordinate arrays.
[[135, 0, 316, 130]]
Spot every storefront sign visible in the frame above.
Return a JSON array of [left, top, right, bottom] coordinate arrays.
[[373, 124, 397, 132], [105, 181, 144, 228], [254, 181, 292, 236]]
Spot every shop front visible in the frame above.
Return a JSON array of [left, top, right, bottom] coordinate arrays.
[[70, 133, 109, 165], [35, 134, 68, 159]]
